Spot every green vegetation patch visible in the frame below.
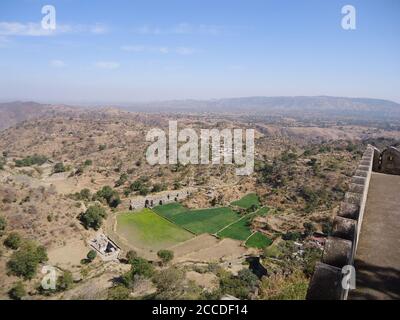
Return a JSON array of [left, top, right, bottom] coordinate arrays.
[[171, 207, 241, 235], [152, 202, 187, 220], [116, 209, 193, 250], [217, 215, 254, 241], [217, 207, 270, 241], [231, 193, 260, 209], [245, 232, 272, 249]]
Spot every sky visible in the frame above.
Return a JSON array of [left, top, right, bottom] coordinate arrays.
[[0, 0, 399, 104]]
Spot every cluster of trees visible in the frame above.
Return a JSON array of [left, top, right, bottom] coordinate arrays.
[[79, 205, 107, 230], [7, 240, 48, 280], [15, 155, 48, 167], [123, 177, 167, 197], [70, 188, 92, 201], [108, 249, 176, 300], [94, 186, 121, 208]]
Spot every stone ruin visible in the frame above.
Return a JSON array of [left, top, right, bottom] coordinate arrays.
[[129, 187, 195, 211], [88, 233, 121, 261]]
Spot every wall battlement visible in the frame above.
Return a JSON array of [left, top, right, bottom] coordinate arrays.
[[306, 145, 375, 300]]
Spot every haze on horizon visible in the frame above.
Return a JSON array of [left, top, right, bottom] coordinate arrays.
[[0, 0, 399, 104]]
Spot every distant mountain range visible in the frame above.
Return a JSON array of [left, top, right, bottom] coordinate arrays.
[[1, 96, 399, 131], [122, 96, 400, 120]]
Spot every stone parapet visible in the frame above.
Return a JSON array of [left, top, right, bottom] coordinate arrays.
[[306, 145, 374, 300]]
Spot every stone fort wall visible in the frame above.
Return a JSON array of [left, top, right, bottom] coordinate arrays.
[[129, 187, 196, 211], [306, 145, 374, 300]]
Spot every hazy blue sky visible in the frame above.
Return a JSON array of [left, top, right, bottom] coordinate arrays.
[[0, 0, 399, 103]]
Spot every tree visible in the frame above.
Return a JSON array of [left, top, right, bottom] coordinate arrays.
[[57, 271, 74, 291], [79, 205, 107, 230], [130, 257, 154, 278], [7, 241, 48, 280], [8, 282, 26, 300], [95, 186, 121, 208], [4, 232, 22, 250], [157, 250, 174, 265], [121, 257, 154, 288], [54, 162, 66, 173], [0, 216, 6, 236], [86, 250, 97, 262]]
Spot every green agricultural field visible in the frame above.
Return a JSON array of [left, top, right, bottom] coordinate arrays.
[[169, 207, 241, 235], [231, 193, 260, 209], [217, 207, 270, 241], [245, 232, 272, 249], [217, 215, 254, 240], [153, 202, 187, 220], [116, 209, 193, 251]]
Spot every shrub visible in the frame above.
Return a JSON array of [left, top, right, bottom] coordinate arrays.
[[126, 250, 137, 264], [157, 250, 174, 265], [53, 162, 66, 173], [4, 232, 22, 250], [84, 159, 93, 166], [115, 173, 128, 187], [8, 282, 26, 300], [15, 155, 47, 167], [260, 271, 308, 300], [218, 269, 259, 299], [108, 285, 130, 300], [0, 216, 6, 235], [79, 205, 107, 230], [152, 267, 186, 300], [57, 271, 74, 291], [303, 222, 316, 236], [86, 250, 97, 262]]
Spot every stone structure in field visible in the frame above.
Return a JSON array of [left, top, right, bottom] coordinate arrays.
[[89, 233, 120, 261], [129, 187, 195, 211]]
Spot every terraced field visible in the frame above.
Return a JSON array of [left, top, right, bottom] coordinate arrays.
[[154, 203, 241, 235], [116, 209, 194, 251], [217, 207, 270, 241], [245, 232, 273, 249]]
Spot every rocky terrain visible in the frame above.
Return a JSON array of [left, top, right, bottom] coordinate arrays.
[[0, 101, 399, 300]]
